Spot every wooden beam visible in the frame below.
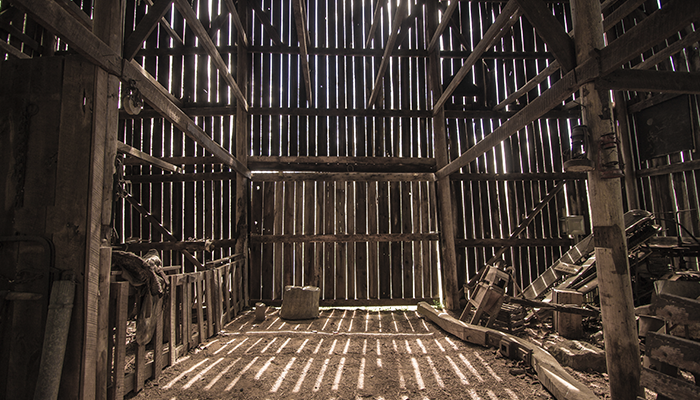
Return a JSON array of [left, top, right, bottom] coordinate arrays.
[[122, 60, 251, 178], [493, 60, 560, 110], [600, 0, 700, 75], [249, 1, 283, 46], [641, 367, 700, 400], [250, 233, 440, 244], [602, 0, 646, 33], [0, 37, 30, 58], [433, 0, 519, 114], [436, 55, 598, 178], [596, 69, 700, 94], [634, 27, 700, 70], [636, 159, 700, 178], [123, 0, 174, 61], [117, 141, 183, 173], [427, 0, 460, 311], [222, 0, 248, 47], [123, 193, 203, 269], [456, 238, 572, 247], [365, 0, 385, 48], [143, 0, 183, 46], [575, 0, 640, 397], [514, 0, 576, 72], [250, 171, 436, 182], [646, 331, 700, 376], [452, 171, 586, 180], [292, 0, 312, 104], [173, 0, 248, 110], [367, 1, 408, 107], [13, 0, 122, 75], [437, 0, 693, 179], [427, 0, 460, 53], [54, 0, 93, 30]]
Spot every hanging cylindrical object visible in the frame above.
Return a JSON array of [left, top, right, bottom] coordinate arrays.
[[564, 125, 595, 172], [598, 132, 625, 179]]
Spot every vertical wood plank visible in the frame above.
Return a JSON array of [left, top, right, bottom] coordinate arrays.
[[112, 282, 129, 400], [196, 272, 205, 341]]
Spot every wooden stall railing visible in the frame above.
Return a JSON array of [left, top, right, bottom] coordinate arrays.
[[106, 260, 244, 399]]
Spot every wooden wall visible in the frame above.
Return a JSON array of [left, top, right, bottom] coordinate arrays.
[[112, 0, 590, 301]]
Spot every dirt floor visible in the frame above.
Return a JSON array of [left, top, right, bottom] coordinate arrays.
[[127, 306, 573, 400]]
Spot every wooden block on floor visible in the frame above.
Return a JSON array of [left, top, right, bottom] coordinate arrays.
[[553, 289, 583, 339]]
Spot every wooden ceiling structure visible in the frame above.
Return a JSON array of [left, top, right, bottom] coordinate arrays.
[[1, 0, 700, 399]]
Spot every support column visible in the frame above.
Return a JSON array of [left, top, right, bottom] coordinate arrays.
[[235, 0, 251, 306], [427, 0, 460, 311], [92, 1, 125, 399], [571, 1, 641, 399]]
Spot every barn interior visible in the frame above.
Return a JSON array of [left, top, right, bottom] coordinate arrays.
[[1, 0, 700, 399]]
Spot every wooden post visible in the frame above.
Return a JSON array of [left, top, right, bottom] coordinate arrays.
[[571, 1, 641, 399], [235, 0, 250, 307], [93, 1, 125, 399], [552, 289, 583, 339], [427, 0, 460, 311]]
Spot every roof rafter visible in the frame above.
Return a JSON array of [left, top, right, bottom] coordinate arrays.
[[250, 1, 284, 46], [365, 0, 386, 48], [143, 0, 183, 46], [292, 0, 313, 104], [514, 0, 576, 72], [432, 0, 519, 114], [367, 0, 408, 108], [123, 0, 174, 61], [173, 0, 248, 110], [427, 0, 459, 53], [222, 0, 249, 47]]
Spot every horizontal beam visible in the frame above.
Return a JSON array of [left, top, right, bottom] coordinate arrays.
[[137, 44, 553, 59], [122, 105, 578, 119], [455, 238, 572, 247], [117, 141, 183, 173], [251, 171, 436, 182], [596, 70, 700, 94], [636, 159, 700, 178], [451, 171, 586, 181], [248, 155, 436, 172], [250, 233, 439, 244]]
